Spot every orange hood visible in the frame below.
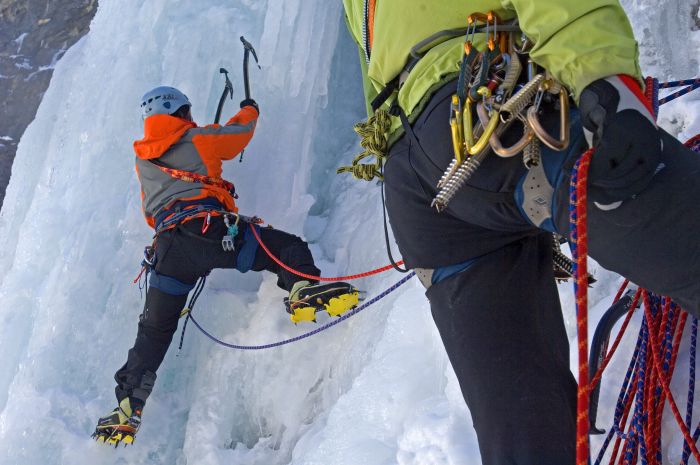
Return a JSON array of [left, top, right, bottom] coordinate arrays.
[[133, 114, 197, 160]]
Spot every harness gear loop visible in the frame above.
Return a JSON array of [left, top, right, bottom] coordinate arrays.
[[337, 108, 392, 181]]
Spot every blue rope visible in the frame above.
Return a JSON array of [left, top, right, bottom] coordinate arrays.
[[659, 83, 700, 105], [659, 78, 700, 89], [650, 77, 700, 108], [648, 77, 660, 117], [682, 318, 698, 465], [568, 155, 581, 307], [595, 326, 644, 465], [186, 272, 415, 350], [632, 320, 651, 465]]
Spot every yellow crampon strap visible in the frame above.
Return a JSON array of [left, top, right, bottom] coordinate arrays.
[[337, 109, 392, 181]]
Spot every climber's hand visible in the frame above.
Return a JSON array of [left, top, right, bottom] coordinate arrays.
[[579, 75, 662, 207]]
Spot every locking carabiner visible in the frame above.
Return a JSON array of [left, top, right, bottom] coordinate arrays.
[[526, 84, 570, 151]]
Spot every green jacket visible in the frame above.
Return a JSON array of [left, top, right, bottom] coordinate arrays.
[[342, 0, 642, 136]]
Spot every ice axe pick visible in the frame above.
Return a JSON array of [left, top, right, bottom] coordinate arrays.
[[240, 35, 260, 100]]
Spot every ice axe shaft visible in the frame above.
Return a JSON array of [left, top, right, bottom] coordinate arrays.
[[240, 36, 260, 100], [214, 68, 233, 124]]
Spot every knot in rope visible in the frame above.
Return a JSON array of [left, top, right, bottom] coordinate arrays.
[[337, 109, 392, 181]]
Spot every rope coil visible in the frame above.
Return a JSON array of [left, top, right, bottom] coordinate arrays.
[[337, 109, 392, 181], [572, 124, 700, 464]]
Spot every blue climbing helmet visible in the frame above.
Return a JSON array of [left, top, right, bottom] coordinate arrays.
[[140, 86, 191, 119]]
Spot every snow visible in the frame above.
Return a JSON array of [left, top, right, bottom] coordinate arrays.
[[0, 0, 698, 464]]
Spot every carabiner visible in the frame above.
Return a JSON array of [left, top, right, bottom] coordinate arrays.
[[464, 89, 500, 156], [526, 87, 570, 151], [477, 104, 534, 158], [450, 95, 465, 164], [467, 11, 501, 51]]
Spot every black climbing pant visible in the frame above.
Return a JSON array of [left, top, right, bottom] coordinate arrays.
[[385, 80, 700, 465], [114, 216, 320, 406], [426, 234, 577, 465]]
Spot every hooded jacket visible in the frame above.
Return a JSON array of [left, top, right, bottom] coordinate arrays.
[[342, 0, 643, 139], [133, 105, 258, 228]]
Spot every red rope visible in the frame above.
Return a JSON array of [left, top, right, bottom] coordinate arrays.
[[574, 148, 593, 465], [249, 223, 405, 281], [641, 291, 700, 462], [576, 152, 699, 463], [576, 78, 700, 464]]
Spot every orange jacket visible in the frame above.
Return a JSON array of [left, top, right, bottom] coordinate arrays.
[[133, 105, 258, 228]]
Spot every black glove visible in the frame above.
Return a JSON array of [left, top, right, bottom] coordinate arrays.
[[579, 75, 661, 206], [240, 98, 259, 115]]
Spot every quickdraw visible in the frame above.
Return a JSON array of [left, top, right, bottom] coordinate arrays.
[[435, 11, 572, 213]]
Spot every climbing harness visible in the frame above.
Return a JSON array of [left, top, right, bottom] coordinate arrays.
[[340, 10, 587, 283], [221, 213, 239, 251], [338, 16, 521, 183], [151, 163, 237, 200], [135, 214, 411, 347], [148, 157, 244, 236], [435, 12, 571, 213], [570, 79, 700, 465]]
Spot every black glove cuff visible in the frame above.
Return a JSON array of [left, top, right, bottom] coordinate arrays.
[[240, 99, 259, 114]]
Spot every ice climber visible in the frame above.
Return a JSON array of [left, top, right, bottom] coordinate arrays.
[[93, 86, 359, 445], [341, 1, 700, 464]]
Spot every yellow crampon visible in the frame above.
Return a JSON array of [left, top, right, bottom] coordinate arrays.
[[287, 287, 360, 324], [92, 427, 137, 447], [92, 398, 141, 447]]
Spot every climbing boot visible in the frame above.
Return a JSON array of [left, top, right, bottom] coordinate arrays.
[[92, 398, 142, 447], [285, 280, 360, 323]]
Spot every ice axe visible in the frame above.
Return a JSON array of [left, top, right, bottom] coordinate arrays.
[[214, 67, 233, 125], [240, 35, 260, 100]]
